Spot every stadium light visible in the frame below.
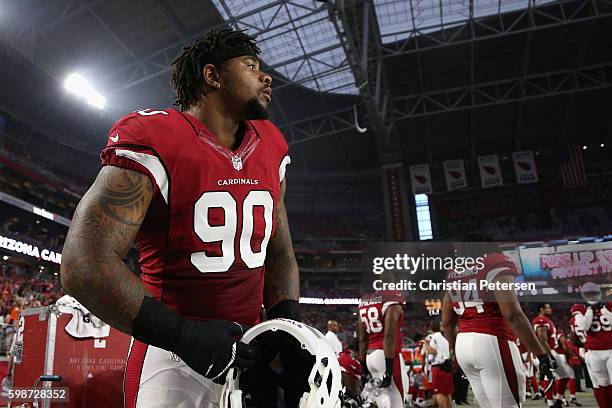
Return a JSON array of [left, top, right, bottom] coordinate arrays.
[[601, 143, 605, 148], [64, 73, 106, 109]]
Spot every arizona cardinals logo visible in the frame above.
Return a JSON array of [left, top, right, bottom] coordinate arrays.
[[517, 161, 532, 171], [414, 175, 428, 184], [483, 166, 497, 175]]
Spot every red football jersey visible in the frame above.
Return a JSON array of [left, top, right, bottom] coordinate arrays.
[[446, 253, 517, 340], [359, 291, 405, 350], [532, 315, 557, 350], [566, 337, 581, 365], [338, 350, 363, 380], [554, 332, 567, 354], [100, 108, 290, 325], [569, 315, 587, 346], [570, 305, 588, 346], [582, 303, 612, 351]]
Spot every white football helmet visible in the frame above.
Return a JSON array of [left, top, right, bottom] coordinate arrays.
[[220, 318, 342, 408], [581, 281, 602, 305], [361, 379, 390, 408]]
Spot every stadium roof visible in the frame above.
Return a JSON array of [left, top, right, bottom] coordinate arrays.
[[0, 0, 611, 178]]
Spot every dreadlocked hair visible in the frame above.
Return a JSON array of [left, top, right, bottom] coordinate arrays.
[[171, 28, 260, 111]]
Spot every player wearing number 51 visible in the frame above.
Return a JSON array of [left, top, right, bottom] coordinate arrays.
[[60, 28, 299, 408]]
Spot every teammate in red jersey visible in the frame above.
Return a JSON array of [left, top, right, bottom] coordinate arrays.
[[442, 235, 555, 408], [533, 303, 565, 407], [60, 28, 300, 407], [358, 290, 406, 407], [551, 328, 576, 406], [564, 329, 583, 407], [338, 343, 364, 405], [569, 304, 588, 405], [570, 304, 588, 346], [574, 282, 612, 407]]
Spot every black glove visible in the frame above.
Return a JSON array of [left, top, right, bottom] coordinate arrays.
[[132, 296, 258, 383], [439, 359, 454, 372], [380, 358, 394, 388], [175, 319, 258, 383], [586, 302, 606, 310], [267, 299, 301, 321], [537, 354, 556, 392], [360, 359, 371, 386], [341, 392, 363, 408]]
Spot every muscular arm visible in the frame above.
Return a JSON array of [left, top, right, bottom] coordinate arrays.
[[358, 320, 368, 362], [536, 327, 552, 353], [493, 274, 547, 355], [60, 166, 153, 334], [441, 296, 458, 351], [383, 304, 402, 359], [264, 180, 299, 308], [342, 373, 361, 396]]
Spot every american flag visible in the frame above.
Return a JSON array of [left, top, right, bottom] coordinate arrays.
[[559, 145, 587, 186]]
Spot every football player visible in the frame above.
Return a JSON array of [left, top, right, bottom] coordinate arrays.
[[358, 290, 406, 407], [60, 28, 300, 407], [551, 328, 576, 406], [569, 303, 588, 405], [442, 235, 555, 408], [422, 320, 453, 408], [574, 282, 612, 407], [338, 340, 364, 406], [533, 303, 563, 407]]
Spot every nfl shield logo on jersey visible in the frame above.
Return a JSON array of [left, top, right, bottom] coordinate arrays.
[[170, 353, 181, 363], [232, 156, 243, 171]]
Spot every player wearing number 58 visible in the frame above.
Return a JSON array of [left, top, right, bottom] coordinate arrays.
[[60, 28, 300, 408]]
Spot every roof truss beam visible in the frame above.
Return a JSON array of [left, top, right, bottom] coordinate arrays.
[[282, 63, 612, 146], [389, 63, 612, 120], [380, 0, 612, 59]]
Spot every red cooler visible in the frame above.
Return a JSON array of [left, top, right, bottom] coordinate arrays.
[[9, 306, 130, 407]]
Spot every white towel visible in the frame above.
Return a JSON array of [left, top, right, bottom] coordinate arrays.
[[55, 295, 110, 339]]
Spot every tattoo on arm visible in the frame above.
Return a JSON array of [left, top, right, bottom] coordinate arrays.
[[99, 168, 153, 227], [60, 166, 154, 334], [264, 180, 299, 308]]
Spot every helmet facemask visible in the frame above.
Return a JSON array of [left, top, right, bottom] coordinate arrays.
[[581, 282, 602, 306]]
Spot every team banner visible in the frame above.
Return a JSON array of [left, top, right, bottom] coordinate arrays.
[[383, 165, 406, 241], [478, 154, 503, 188], [512, 150, 538, 184], [519, 241, 612, 280], [442, 159, 467, 191], [409, 163, 432, 195]]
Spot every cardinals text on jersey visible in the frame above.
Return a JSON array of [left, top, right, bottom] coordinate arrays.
[[359, 291, 406, 350]]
